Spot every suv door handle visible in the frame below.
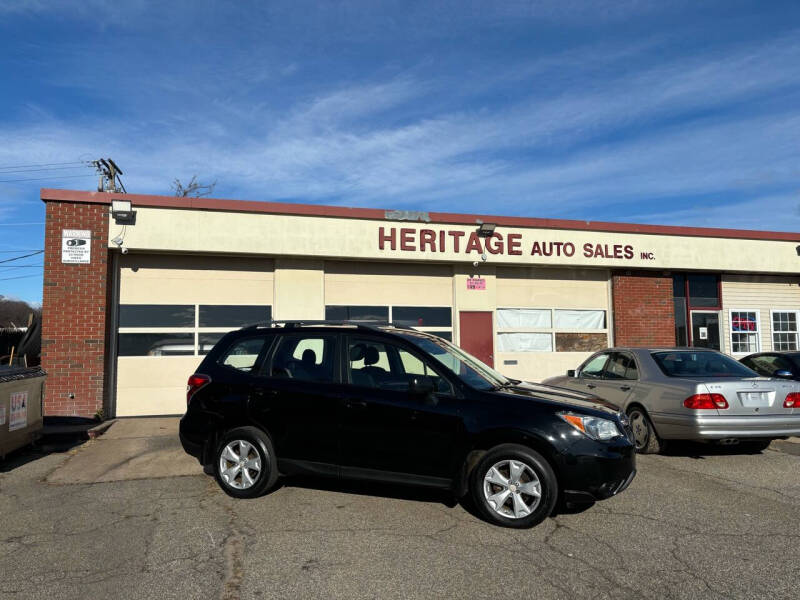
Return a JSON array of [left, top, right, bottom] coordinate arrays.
[[619, 385, 632, 392], [345, 399, 367, 410]]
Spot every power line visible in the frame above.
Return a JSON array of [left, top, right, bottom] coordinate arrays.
[[0, 223, 45, 226], [0, 161, 85, 171], [0, 250, 43, 253], [0, 165, 90, 175], [0, 273, 42, 282], [0, 173, 96, 184], [0, 250, 44, 264], [0, 264, 43, 268]]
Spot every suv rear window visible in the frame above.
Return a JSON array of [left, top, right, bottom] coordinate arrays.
[[218, 336, 268, 373]]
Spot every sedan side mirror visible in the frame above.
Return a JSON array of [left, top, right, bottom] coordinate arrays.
[[567, 369, 576, 378], [774, 370, 794, 379], [409, 375, 435, 396]]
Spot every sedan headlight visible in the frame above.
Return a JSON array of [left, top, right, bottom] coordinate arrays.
[[558, 412, 621, 441]]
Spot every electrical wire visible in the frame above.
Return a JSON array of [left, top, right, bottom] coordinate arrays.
[[0, 250, 44, 264], [0, 273, 42, 282], [0, 223, 45, 226], [0, 166, 90, 174], [0, 173, 96, 184], [0, 161, 85, 171], [0, 250, 43, 253]]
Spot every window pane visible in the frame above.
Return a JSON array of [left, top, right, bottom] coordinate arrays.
[[119, 305, 194, 328], [674, 297, 688, 345], [325, 306, 389, 321], [672, 274, 686, 298], [199, 305, 271, 327], [199, 333, 226, 355], [397, 348, 453, 395], [496, 308, 551, 329], [580, 354, 609, 378], [497, 333, 552, 352], [553, 309, 606, 330], [392, 306, 452, 327], [268, 335, 335, 382], [652, 350, 755, 377], [688, 275, 719, 307], [604, 353, 634, 380], [219, 336, 267, 372], [118, 333, 194, 356], [731, 312, 758, 332]]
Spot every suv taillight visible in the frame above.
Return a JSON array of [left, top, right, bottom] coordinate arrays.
[[187, 374, 210, 406], [684, 394, 728, 409], [785, 393, 800, 408]]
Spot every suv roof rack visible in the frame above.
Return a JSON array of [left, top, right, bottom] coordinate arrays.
[[238, 320, 416, 332]]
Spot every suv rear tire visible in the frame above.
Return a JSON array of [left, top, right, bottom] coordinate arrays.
[[470, 444, 558, 528], [213, 426, 278, 499]]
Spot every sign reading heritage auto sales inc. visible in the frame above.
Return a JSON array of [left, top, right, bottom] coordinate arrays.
[[377, 226, 655, 262]]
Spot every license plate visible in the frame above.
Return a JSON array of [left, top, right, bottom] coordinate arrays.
[[739, 391, 769, 407]]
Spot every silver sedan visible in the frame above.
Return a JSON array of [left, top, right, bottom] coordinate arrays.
[[543, 348, 800, 453]]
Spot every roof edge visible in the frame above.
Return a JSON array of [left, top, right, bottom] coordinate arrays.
[[40, 188, 800, 242]]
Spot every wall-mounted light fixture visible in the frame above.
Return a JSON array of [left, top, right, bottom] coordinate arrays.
[[111, 199, 136, 225], [476, 222, 497, 238], [796, 245, 800, 257]]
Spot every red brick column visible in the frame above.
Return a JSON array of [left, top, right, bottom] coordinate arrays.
[[41, 200, 111, 417], [612, 271, 675, 347]]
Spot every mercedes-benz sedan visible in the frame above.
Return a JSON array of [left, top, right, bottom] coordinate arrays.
[[544, 348, 800, 453]]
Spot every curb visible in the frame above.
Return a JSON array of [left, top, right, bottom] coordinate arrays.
[[771, 439, 800, 457], [87, 420, 116, 439]]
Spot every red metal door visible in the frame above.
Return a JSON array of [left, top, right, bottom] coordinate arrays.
[[459, 311, 494, 367]]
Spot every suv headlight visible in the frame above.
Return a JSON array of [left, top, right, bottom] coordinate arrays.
[[558, 412, 621, 441]]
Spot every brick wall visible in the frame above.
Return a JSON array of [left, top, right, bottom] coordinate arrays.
[[41, 201, 111, 417], [612, 271, 676, 347]]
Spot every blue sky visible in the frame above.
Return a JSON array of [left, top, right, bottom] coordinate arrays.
[[1, 1, 799, 303]]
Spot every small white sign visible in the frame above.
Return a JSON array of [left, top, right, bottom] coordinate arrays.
[[9, 391, 27, 431], [62, 229, 91, 264], [699, 327, 708, 340]]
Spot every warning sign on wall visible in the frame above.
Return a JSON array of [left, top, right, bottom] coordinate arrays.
[[9, 391, 27, 431], [62, 229, 91, 264]]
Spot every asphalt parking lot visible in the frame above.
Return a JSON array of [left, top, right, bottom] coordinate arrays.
[[1, 430, 798, 600]]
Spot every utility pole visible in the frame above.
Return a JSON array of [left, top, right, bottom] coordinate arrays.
[[92, 158, 127, 193]]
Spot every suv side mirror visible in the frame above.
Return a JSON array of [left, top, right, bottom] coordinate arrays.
[[567, 369, 576, 378], [409, 375, 435, 396], [774, 370, 794, 379]]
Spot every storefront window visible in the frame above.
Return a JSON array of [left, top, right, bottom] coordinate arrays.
[[688, 274, 720, 308], [199, 305, 271, 327], [495, 307, 608, 352], [730, 310, 760, 354], [772, 311, 799, 351], [325, 306, 389, 321], [119, 304, 195, 328], [118, 333, 195, 356]]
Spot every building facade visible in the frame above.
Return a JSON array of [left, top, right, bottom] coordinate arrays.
[[40, 189, 800, 418]]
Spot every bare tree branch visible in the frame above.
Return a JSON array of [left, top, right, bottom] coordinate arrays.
[[171, 176, 217, 198]]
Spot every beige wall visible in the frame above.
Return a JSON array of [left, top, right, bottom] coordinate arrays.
[[116, 356, 202, 417], [274, 259, 324, 320], [113, 208, 800, 274], [722, 274, 800, 354], [119, 254, 274, 304], [325, 261, 452, 306]]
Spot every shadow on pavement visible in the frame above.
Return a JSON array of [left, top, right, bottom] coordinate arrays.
[[661, 440, 774, 459], [0, 437, 86, 473]]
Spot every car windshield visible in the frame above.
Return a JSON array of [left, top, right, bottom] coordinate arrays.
[[652, 351, 758, 378], [395, 331, 510, 391]]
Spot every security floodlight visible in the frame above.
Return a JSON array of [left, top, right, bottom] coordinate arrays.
[[476, 222, 497, 238], [111, 199, 136, 225]]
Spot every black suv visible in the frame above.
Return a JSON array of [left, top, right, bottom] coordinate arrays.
[[180, 322, 636, 528]]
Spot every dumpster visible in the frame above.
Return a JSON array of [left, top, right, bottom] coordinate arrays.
[[0, 366, 46, 459]]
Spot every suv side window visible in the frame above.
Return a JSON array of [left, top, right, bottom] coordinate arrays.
[[266, 334, 336, 382], [347, 337, 453, 395], [219, 336, 269, 373], [580, 353, 610, 379], [604, 352, 638, 380]]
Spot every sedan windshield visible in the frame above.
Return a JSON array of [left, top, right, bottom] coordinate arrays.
[[652, 351, 758, 378], [395, 332, 510, 391]]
